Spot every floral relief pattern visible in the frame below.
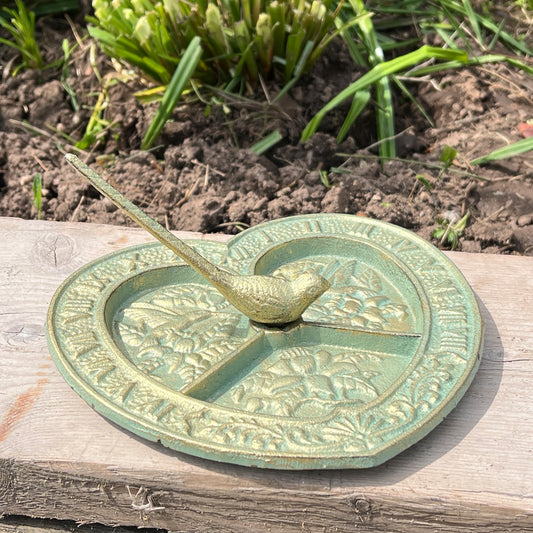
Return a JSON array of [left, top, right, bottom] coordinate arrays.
[[112, 251, 418, 423], [218, 346, 386, 417], [178, 350, 457, 453], [114, 283, 248, 390]]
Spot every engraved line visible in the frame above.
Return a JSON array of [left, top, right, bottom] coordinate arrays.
[[120, 382, 137, 403], [304, 219, 320, 234], [152, 401, 177, 421], [259, 229, 274, 244], [95, 365, 117, 383]]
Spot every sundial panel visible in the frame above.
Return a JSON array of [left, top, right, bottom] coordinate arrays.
[[47, 214, 483, 469]]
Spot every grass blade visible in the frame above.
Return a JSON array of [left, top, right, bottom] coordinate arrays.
[[344, 0, 396, 160], [0, 0, 43, 71], [335, 15, 366, 65], [88, 25, 172, 83], [284, 29, 305, 81], [436, 0, 532, 55], [32, 0, 80, 16], [32, 172, 43, 220], [375, 76, 396, 160], [274, 40, 314, 102], [336, 89, 370, 143], [409, 54, 533, 77], [251, 129, 283, 154], [461, 0, 484, 47], [141, 36, 203, 149], [470, 137, 533, 166], [393, 75, 434, 127], [302, 45, 468, 142]]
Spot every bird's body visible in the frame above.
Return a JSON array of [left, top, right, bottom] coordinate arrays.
[[211, 268, 330, 324], [65, 154, 330, 325]]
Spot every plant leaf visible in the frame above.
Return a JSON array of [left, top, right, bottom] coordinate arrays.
[[250, 129, 283, 155], [301, 45, 468, 142], [336, 89, 371, 143], [470, 136, 533, 166], [141, 36, 203, 149]]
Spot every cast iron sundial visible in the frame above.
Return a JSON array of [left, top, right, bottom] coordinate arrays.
[[46, 156, 483, 469]]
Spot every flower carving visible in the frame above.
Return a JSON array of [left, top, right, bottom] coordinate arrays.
[[222, 346, 382, 418]]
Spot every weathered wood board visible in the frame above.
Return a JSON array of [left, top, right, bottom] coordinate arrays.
[[0, 217, 532, 532], [0, 516, 137, 533]]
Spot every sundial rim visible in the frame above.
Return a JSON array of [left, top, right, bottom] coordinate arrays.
[[46, 214, 483, 469]]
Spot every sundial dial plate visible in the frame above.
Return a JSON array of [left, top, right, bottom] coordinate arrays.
[[47, 214, 483, 469]]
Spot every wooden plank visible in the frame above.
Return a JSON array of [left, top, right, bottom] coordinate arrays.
[[0, 516, 143, 533], [0, 217, 532, 532]]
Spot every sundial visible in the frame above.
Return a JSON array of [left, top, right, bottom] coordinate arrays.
[[46, 155, 483, 469]]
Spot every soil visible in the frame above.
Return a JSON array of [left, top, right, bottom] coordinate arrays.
[[1, 11, 532, 255]]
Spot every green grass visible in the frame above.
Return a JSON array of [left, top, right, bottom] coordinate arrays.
[[2, 1, 79, 16], [87, 0, 367, 148], [305, 0, 533, 163], [335, 0, 396, 159], [0, 0, 81, 75], [89, 0, 350, 87], [32, 173, 43, 220], [470, 136, 533, 166], [20, 0, 529, 158], [0, 0, 44, 75], [141, 36, 204, 149], [301, 45, 469, 143], [432, 212, 470, 250], [250, 129, 283, 155]]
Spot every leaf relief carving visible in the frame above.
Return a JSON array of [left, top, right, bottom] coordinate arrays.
[[114, 283, 247, 389], [218, 347, 382, 418]]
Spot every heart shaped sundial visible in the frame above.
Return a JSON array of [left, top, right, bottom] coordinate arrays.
[[46, 159, 483, 469]]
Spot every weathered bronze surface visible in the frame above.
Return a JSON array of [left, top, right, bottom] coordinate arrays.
[[47, 164, 483, 469]]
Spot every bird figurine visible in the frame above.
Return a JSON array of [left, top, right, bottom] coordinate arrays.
[[65, 154, 330, 325]]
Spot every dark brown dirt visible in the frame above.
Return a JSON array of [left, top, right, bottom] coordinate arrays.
[[1, 13, 532, 255]]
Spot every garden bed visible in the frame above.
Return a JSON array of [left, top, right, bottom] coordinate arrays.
[[0, 5, 532, 254]]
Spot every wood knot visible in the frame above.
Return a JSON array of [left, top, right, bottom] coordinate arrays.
[[350, 496, 373, 522], [31, 232, 77, 271]]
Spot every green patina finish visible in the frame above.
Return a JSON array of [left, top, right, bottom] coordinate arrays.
[[47, 160, 483, 469]]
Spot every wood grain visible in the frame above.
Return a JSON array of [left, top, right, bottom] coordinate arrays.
[[1, 217, 532, 532]]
